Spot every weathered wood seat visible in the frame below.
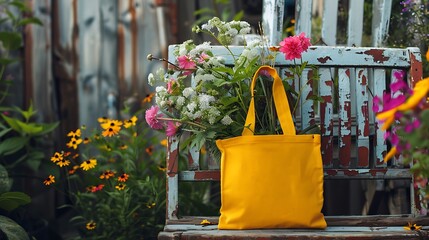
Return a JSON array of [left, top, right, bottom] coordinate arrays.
[[158, 45, 429, 239]]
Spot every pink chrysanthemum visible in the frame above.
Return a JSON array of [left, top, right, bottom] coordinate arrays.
[[297, 32, 311, 51], [279, 36, 304, 60], [145, 106, 164, 130], [166, 121, 180, 137]]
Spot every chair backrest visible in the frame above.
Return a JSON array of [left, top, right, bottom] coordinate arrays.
[[262, 0, 392, 47], [165, 44, 423, 221]]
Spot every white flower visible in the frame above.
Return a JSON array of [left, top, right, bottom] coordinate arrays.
[[194, 73, 216, 83], [176, 96, 185, 108], [198, 94, 215, 110], [201, 23, 212, 31], [183, 87, 195, 98], [221, 115, 233, 125], [207, 107, 220, 124], [148, 73, 155, 86], [187, 102, 197, 112]]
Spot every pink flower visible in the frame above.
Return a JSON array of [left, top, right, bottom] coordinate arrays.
[[165, 121, 180, 137], [297, 32, 311, 51], [145, 106, 164, 129], [198, 52, 210, 63], [177, 55, 196, 76], [279, 36, 304, 60], [167, 79, 178, 94]]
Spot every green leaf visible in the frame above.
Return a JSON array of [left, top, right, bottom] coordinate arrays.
[[17, 17, 43, 26], [16, 121, 43, 135], [9, 0, 27, 11], [0, 192, 31, 212], [34, 121, 59, 136], [0, 128, 12, 138], [1, 114, 22, 132], [0, 215, 30, 240], [0, 31, 22, 50], [0, 136, 27, 156], [18, 102, 37, 121], [0, 58, 17, 65], [233, 10, 244, 21]]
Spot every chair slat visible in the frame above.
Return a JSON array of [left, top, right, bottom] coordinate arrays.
[[338, 68, 352, 168], [300, 69, 316, 130], [356, 68, 370, 168], [372, 68, 388, 167], [347, 0, 364, 46], [295, 0, 313, 36], [319, 67, 334, 167], [371, 0, 393, 47], [321, 0, 339, 46]]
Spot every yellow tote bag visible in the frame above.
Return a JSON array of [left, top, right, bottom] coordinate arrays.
[[216, 66, 327, 230]]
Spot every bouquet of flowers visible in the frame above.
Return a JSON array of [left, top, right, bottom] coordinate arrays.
[[145, 17, 315, 157]]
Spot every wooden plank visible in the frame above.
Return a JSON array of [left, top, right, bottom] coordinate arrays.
[[319, 68, 334, 167], [321, 0, 338, 46], [177, 169, 411, 181], [295, 0, 313, 37], [347, 0, 364, 46], [175, 228, 425, 239], [338, 68, 352, 168], [372, 69, 387, 168], [77, 0, 102, 128], [300, 69, 315, 130], [356, 68, 370, 168], [262, 0, 284, 45], [200, 46, 413, 68], [52, 0, 80, 134], [167, 135, 180, 220], [166, 215, 429, 227], [371, 0, 392, 47]]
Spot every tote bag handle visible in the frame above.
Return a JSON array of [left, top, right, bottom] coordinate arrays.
[[242, 66, 296, 136]]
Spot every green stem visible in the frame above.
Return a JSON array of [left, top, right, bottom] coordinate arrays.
[[157, 117, 207, 130]]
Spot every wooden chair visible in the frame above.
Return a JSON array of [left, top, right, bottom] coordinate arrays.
[[159, 1, 429, 239], [158, 45, 429, 239]]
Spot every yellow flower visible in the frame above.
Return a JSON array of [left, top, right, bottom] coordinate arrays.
[[56, 158, 71, 167], [80, 158, 97, 171], [86, 221, 96, 230], [43, 175, 55, 185], [404, 222, 422, 231], [377, 77, 429, 130], [119, 144, 128, 150], [160, 139, 168, 147], [97, 117, 108, 123], [383, 146, 397, 163], [123, 116, 138, 128], [158, 165, 167, 172], [200, 219, 212, 226], [143, 93, 155, 103], [99, 170, 115, 179], [118, 173, 129, 182], [50, 152, 63, 163], [100, 119, 122, 130], [146, 202, 156, 208], [67, 129, 81, 138], [83, 137, 90, 144], [66, 137, 83, 149], [115, 183, 126, 191]]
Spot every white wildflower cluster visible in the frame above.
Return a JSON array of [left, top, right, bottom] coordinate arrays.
[[236, 39, 263, 67], [197, 17, 252, 45], [148, 67, 166, 86]]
